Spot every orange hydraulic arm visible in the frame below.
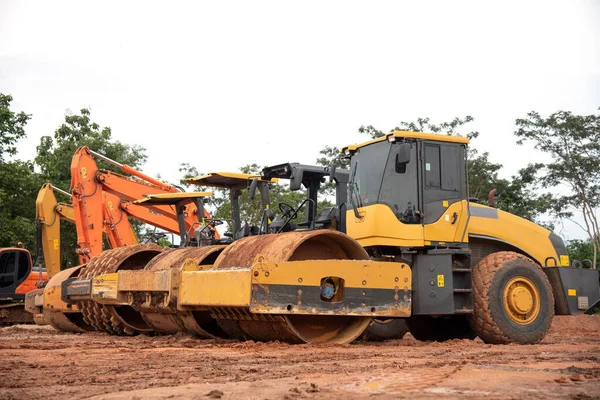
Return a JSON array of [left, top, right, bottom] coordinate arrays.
[[102, 191, 139, 249], [96, 171, 197, 232], [70, 146, 217, 261]]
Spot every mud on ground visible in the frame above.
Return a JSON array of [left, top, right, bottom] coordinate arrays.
[[1, 315, 599, 399]]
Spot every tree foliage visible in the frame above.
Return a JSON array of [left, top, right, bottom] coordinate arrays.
[[359, 116, 480, 140], [0, 94, 41, 250], [35, 108, 146, 184], [493, 164, 553, 226], [0, 160, 43, 250], [34, 109, 147, 266], [515, 109, 600, 268], [566, 239, 599, 268], [0, 94, 31, 163]]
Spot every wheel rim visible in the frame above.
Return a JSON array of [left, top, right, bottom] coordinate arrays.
[[503, 276, 540, 325]]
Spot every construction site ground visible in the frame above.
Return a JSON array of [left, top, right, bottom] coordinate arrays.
[[1, 315, 599, 400]]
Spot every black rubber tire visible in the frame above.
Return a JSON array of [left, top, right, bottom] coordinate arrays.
[[360, 318, 408, 341], [470, 251, 554, 344], [406, 315, 477, 342]]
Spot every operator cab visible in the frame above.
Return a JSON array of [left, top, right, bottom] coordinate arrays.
[[259, 163, 349, 233], [186, 172, 277, 241], [342, 131, 470, 249], [0, 248, 37, 300]]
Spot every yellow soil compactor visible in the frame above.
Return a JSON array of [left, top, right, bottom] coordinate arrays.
[[29, 131, 600, 344]]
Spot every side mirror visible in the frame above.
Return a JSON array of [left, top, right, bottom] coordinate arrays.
[[329, 165, 337, 183], [395, 143, 411, 173], [249, 177, 259, 200], [289, 168, 302, 191]]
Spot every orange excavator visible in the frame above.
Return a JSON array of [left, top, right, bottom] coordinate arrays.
[[69, 146, 219, 263], [24, 148, 220, 330], [35, 146, 220, 272], [0, 244, 46, 324]]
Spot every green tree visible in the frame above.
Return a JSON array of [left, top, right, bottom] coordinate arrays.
[[515, 108, 600, 268], [0, 160, 44, 250], [316, 145, 349, 169], [0, 94, 31, 162], [36, 109, 146, 184], [35, 108, 147, 266], [566, 239, 599, 268], [492, 164, 553, 226], [0, 94, 42, 250]]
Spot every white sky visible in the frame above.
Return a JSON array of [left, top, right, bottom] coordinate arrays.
[[1, 0, 599, 240]]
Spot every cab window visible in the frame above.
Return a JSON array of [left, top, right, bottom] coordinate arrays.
[[0, 251, 16, 288], [424, 144, 441, 188], [17, 252, 30, 280]]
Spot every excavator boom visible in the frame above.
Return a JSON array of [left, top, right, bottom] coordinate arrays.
[[70, 146, 218, 261], [35, 183, 75, 277]]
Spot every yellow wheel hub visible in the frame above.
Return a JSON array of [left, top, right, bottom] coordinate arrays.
[[503, 276, 540, 325]]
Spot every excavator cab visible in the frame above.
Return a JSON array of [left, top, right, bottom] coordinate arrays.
[[0, 247, 47, 324], [0, 248, 33, 296]]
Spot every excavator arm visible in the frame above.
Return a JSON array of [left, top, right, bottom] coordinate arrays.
[[35, 184, 75, 277], [102, 191, 138, 249], [36, 183, 139, 274], [70, 146, 217, 261]]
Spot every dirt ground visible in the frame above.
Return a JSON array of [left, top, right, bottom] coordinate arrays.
[[1, 316, 599, 400]]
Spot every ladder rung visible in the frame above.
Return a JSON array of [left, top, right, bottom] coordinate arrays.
[[454, 308, 474, 314], [452, 268, 471, 272]]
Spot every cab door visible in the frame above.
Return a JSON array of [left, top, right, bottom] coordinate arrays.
[[421, 142, 469, 246]]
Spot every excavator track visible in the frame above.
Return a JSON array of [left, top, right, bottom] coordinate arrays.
[[77, 244, 163, 335], [137, 245, 228, 338], [0, 303, 35, 326], [211, 230, 373, 344]]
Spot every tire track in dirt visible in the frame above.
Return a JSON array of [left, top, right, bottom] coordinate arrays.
[[0, 316, 599, 399]]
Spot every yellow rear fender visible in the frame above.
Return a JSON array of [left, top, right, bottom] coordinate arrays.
[[468, 204, 566, 267]]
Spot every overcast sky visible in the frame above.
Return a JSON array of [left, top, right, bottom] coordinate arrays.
[[1, 1, 599, 240]]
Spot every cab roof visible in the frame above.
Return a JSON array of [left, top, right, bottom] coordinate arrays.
[[133, 192, 212, 206], [185, 172, 278, 189], [341, 130, 470, 153], [0, 247, 30, 253]]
